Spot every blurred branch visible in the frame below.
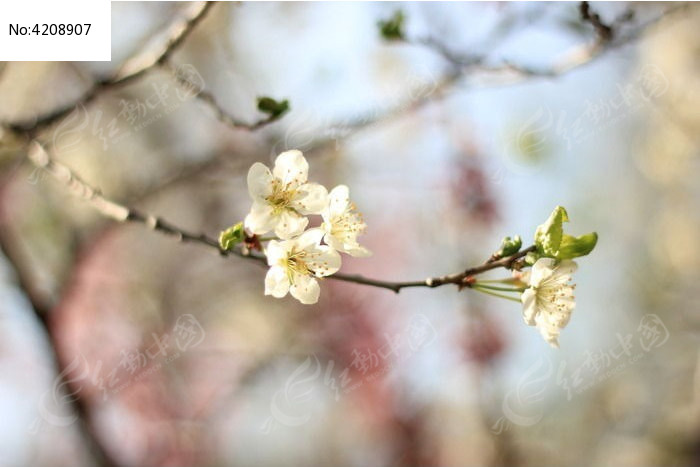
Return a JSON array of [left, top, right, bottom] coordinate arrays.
[[3, 1, 287, 139], [26, 141, 221, 248], [39, 3, 673, 203], [293, 3, 687, 162], [413, 3, 677, 83], [0, 214, 119, 466], [5, 2, 216, 135], [27, 140, 534, 295], [580, 1, 614, 43], [115, 1, 216, 80], [161, 60, 288, 131]]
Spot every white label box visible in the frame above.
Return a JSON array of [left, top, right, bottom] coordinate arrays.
[[0, 0, 110, 61]]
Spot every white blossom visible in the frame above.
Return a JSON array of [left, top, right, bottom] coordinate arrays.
[[264, 229, 341, 304], [321, 185, 371, 257], [521, 258, 577, 348], [245, 150, 328, 239]]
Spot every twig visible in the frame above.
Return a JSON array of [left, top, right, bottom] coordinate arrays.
[[290, 4, 686, 165], [580, 1, 613, 44], [0, 213, 119, 466], [411, 3, 680, 85], [330, 247, 534, 293], [31, 2, 678, 206], [153, 2, 216, 67], [27, 141, 533, 295], [4, 1, 217, 134], [161, 60, 285, 131]]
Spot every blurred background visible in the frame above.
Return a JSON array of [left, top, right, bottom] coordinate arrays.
[[0, 2, 698, 466]]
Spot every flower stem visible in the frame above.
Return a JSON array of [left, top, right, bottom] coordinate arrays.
[[471, 284, 522, 302], [473, 283, 526, 293], [473, 278, 525, 285]]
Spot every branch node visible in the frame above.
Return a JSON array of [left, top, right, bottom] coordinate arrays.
[[146, 215, 158, 230]]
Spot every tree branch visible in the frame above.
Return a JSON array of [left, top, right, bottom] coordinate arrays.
[[5, 1, 217, 135], [0, 207, 119, 467], [27, 141, 533, 295], [287, 3, 687, 166], [407, 3, 681, 85], [330, 246, 535, 293], [580, 1, 614, 44], [161, 60, 286, 131], [51, 3, 681, 206]]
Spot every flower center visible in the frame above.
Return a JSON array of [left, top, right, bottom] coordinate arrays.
[[330, 205, 366, 240], [282, 250, 310, 283], [536, 280, 575, 313], [266, 179, 298, 214]]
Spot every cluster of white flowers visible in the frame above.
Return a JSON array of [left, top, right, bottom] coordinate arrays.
[[244, 150, 370, 304], [520, 258, 577, 348], [238, 173, 590, 345]]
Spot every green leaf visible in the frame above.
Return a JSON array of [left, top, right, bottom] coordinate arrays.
[[534, 206, 569, 257], [497, 235, 522, 257], [219, 222, 245, 251], [556, 232, 598, 259], [532, 206, 598, 260], [257, 97, 290, 119], [378, 11, 405, 41]]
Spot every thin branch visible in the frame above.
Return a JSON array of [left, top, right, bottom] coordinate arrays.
[[161, 60, 285, 131], [580, 1, 614, 44], [40, 3, 678, 205], [410, 3, 682, 84], [0, 214, 119, 466], [330, 246, 535, 293], [291, 4, 686, 164], [4, 1, 217, 134], [154, 2, 217, 68], [27, 141, 533, 295]]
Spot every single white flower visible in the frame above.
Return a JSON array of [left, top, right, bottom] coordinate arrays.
[[245, 150, 328, 239], [264, 228, 341, 304], [521, 258, 577, 348], [321, 185, 371, 257]]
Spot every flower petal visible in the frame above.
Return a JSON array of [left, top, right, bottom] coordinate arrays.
[[529, 257, 557, 286], [274, 210, 309, 240], [323, 233, 344, 252], [289, 274, 320, 304], [327, 185, 350, 217], [535, 317, 561, 348], [344, 244, 372, 258], [324, 234, 371, 258], [292, 183, 328, 215], [265, 240, 291, 266], [244, 202, 277, 235], [518, 270, 531, 284], [306, 245, 341, 277], [521, 288, 538, 325], [247, 162, 274, 200], [296, 228, 325, 250], [554, 260, 578, 277], [556, 292, 576, 314], [273, 150, 308, 187], [265, 266, 290, 298]]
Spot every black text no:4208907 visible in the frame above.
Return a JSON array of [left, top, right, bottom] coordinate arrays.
[[9, 24, 91, 36]]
